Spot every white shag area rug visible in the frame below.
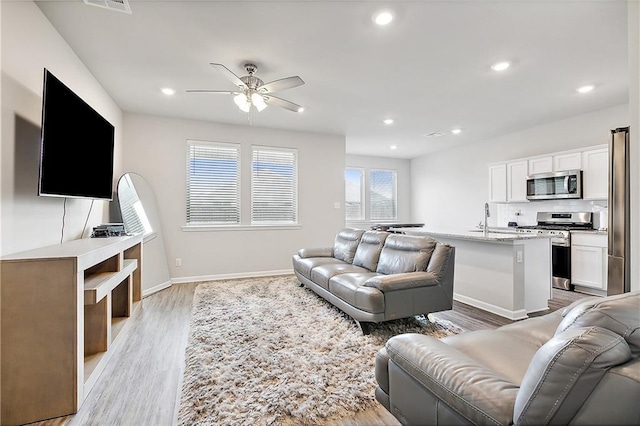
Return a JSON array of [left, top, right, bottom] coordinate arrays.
[[178, 275, 464, 425]]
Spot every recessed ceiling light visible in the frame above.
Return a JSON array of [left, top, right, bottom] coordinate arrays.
[[373, 11, 393, 26], [577, 85, 594, 94], [451, 128, 462, 135], [390, 145, 398, 150], [161, 87, 175, 95], [383, 118, 394, 125], [491, 61, 510, 72]]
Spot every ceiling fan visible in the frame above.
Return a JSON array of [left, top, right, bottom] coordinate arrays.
[[187, 63, 305, 113]]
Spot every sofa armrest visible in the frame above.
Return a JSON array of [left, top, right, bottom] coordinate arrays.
[[385, 333, 518, 425], [297, 247, 333, 258], [363, 271, 437, 291], [514, 326, 632, 425]]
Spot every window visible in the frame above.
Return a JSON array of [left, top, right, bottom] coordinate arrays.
[[251, 146, 298, 224], [370, 169, 397, 221], [186, 141, 240, 225], [345, 168, 365, 221]]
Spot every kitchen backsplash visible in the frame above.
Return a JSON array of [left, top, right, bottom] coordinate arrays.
[[494, 199, 608, 228]]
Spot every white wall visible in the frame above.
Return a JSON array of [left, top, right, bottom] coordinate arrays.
[[122, 113, 345, 280], [0, 1, 123, 255], [345, 155, 412, 229], [411, 104, 628, 230]]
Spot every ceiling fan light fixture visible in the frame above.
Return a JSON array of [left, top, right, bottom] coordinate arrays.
[[297, 107, 305, 113], [234, 93, 251, 112], [251, 92, 267, 111]]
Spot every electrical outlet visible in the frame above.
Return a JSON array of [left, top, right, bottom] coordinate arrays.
[[516, 251, 523, 263], [333, 202, 341, 209], [175, 258, 182, 267]]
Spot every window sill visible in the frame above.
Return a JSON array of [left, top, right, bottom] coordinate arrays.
[[182, 224, 302, 232]]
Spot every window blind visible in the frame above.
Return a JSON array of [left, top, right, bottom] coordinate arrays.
[[186, 141, 240, 225], [345, 168, 364, 221], [370, 169, 397, 221], [251, 147, 298, 224]]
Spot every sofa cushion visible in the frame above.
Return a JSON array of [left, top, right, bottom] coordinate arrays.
[[441, 329, 541, 386], [310, 263, 370, 290], [353, 231, 389, 271], [329, 272, 384, 313], [377, 234, 437, 275], [514, 326, 632, 425], [293, 256, 346, 280], [498, 312, 564, 349], [385, 333, 519, 426], [333, 228, 365, 264], [556, 291, 640, 356]]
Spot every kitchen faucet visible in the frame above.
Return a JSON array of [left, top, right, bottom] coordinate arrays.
[[484, 202, 491, 236]]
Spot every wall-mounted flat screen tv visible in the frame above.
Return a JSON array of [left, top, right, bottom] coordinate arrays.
[[38, 69, 115, 200]]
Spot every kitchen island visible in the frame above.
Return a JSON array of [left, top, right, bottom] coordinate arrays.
[[396, 228, 552, 320]]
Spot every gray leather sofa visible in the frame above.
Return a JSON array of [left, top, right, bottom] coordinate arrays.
[[292, 228, 455, 334], [375, 291, 640, 425]]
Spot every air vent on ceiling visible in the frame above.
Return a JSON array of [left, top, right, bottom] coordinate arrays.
[[423, 132, 445, 138], [83, 0, 132, 14]]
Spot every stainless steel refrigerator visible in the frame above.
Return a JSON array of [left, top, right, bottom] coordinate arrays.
[[607, 127, 631, 295]]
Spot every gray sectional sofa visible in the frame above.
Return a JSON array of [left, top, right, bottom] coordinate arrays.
[[375, 290, 640, 425], [292, 228, 455, 334]]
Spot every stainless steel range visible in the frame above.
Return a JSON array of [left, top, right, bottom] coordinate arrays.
[[516, 212, 594, 290]]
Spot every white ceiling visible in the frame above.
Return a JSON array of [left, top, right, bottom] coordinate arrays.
[[35, 0, 629, 159]]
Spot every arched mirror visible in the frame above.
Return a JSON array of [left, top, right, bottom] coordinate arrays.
[[117, 173, 171, 294]]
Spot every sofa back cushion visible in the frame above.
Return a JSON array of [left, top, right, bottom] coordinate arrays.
[[333, 228, 365, 264], [353, 231, 389, 271], [556, 291, 640, 357], [376, 234, 437, 275]]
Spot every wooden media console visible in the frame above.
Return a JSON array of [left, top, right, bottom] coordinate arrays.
[[1, 235, 143, 425]]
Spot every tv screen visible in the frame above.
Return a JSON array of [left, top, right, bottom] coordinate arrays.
[[39, 69, 115, 200]]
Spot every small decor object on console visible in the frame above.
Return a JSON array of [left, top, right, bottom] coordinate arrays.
[[91, 223, 127, 238]]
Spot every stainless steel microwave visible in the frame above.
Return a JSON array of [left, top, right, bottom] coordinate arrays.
[[526, 170, 583, 200]]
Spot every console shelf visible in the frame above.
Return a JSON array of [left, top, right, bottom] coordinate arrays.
[[1, 235, 143, 425]]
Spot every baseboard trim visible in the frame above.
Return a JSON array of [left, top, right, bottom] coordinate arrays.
[[171, 269, 293, 284], [142, 280, 172, 298], [453, 293, 528, 320]]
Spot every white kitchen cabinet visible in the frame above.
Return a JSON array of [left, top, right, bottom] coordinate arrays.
[[582, 147, 609, 200], [507, 161, 528, 202], [488, 164, 507, 202], [553, 152, 582, 171], [571, 233, 608, 290], [528, 157, 553, 175]]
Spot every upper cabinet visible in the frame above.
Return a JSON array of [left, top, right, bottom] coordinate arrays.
[[527, 151, 582, 175], [582, 148, 609, 200], [553, 152, 582, 172], [489, 144, 608, 203], [528, 157, 553, 175], [507, 161, 528, 202]]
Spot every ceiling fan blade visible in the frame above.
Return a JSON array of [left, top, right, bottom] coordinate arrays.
[[258, 76, 305, 94], [209, 63, 247, 89], [263, 95, 304, 113], [185, 89, 239, 95]]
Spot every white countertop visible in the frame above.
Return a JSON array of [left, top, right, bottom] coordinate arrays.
[[395, 227, 552, 242], [571, 229, 608, 235]]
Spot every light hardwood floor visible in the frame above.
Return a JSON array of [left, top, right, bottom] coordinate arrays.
[[28, 282, 585, 426]]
